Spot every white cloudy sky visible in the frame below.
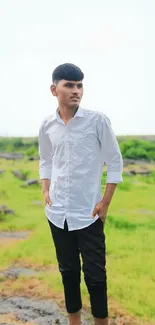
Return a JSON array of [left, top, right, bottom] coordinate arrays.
[[0, 0, 154, 136]]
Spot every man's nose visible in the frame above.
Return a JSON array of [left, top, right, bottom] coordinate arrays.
[[72, 85, 80, 94]]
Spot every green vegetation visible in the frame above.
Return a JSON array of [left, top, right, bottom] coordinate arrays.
[[0, 135, 155, 161], [119, 139, 155, 161], [0, 155, 155, 324], [0, 137, 38, 157]]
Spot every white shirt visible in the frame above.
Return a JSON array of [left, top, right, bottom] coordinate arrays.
[[38, 107, 123, 231]]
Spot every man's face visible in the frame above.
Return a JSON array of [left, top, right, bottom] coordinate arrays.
[[51, 80, 83, 108]]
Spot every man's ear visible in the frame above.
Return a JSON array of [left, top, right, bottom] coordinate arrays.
[[50, 84, 57, 96]]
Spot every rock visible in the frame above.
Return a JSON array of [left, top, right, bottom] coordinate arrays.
[[138, 170, 150, 175], [12, 170, 27, 180], [0, 297, 69, 325], [0, 231, 30, 239], [0, 205, 15, 215], [0, 169, 5, 174], [26, 179, 40, 186], [32, 200, 42, 206], [27, 156, 39, 161], [123, 171, 133, 176], [129, 170, 136, 175], [123, 159, 136, 166], [129, 169, 150, 176], [55, 319, 61, 324], [0, 204, 7, 210], [1, 267, 39, 279], [0, 152, 24, 160], [20, 179, 40, 187]]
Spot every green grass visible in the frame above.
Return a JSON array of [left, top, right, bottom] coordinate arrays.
[[0, 159, 155, 323]]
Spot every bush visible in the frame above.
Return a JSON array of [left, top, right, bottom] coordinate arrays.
[[120, 139, 155, 161], [0, 137, 38, 157], [118, 181, 132, 191], [25, 146, 38, 157], [0, 137, 155, 161], [11, 137, 24, 149]]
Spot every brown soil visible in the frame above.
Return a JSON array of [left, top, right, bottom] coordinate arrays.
[[0, 277, 153, 325], [0, 313, 37, 325], [0, 238, 25, 248]]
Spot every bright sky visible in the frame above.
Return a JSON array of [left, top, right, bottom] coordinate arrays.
[[0, 0, 154, 136]]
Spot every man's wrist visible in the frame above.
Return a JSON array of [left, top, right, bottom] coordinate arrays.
[[101, 198, 111, 206], [43, 189, 49, 194], [101, 183, 117, 206]]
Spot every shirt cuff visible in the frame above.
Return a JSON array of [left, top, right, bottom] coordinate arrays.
[[39, 168, 51, 180], [106, 171, 123, 184]]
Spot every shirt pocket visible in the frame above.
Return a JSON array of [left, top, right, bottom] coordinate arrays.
[[71, 129, 96, 155], [82, 130, 95, 150]]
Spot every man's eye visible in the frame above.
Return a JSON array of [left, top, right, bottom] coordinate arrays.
[[77, 84, 83, 88], [65, 83, 73, 88]]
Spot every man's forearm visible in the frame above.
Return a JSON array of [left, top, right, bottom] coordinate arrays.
[[101, 183, 117, 205], [41, 179, 51, 193]]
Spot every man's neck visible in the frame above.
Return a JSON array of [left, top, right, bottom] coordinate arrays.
[[58, 105, 78, 123]]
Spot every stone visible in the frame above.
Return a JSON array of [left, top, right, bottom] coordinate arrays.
[[0, 205, 15, 215], [27, 156, 39, 161], [20, 179, 40, 188], [0, 169, 5, 174], [0, 153, 24, 160], [129, 169, 150, 176], [12, 170, 27, 180], [26, 179, 40, 186]]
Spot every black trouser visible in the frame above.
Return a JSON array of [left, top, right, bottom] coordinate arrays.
[[47, 218, 108, 319]]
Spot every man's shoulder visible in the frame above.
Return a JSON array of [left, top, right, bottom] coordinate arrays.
[[40, 113, 56, 129], [82, 108, 110, 121]]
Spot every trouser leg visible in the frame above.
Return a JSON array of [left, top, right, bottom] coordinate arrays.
[[47, 219, 82, 313], [78, 218, 108, 319]]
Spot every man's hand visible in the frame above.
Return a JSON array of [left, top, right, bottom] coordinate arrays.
[[91, 201, 110, 223], [43, 191, 52, 206], [91, 183, 117, 223]]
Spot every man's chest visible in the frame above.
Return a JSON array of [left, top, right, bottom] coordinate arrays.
[[46, 121, 100, 155]]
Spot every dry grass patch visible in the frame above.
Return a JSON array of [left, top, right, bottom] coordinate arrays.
[[0, 313, 37, 325], [108, 298, 153, 325], [0, 237, 26, 249], [0, 277, 64, 302]]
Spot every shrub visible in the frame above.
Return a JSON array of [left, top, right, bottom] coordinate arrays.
[[120, 139, 155, 161]]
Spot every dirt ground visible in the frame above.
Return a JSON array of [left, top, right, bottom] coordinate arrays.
[[0, 219, 153, 325]]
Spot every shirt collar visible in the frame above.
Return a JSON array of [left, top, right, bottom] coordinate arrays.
[[54, 106, 84, 121], [74, 106, 84, 117]]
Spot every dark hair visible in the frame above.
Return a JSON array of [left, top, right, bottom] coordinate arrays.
[[52, 63, 84, 83]]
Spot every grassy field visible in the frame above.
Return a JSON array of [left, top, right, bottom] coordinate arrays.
[[0, 158, 155, 324]]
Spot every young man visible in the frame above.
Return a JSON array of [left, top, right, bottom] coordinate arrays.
[[38, 63, 123, 325]]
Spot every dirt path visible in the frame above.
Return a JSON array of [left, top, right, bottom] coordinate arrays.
[[0, 269, 152, 325], [0, 232, 152, 325], [0, 295, 96, 325], [0, 296, 69, 325]]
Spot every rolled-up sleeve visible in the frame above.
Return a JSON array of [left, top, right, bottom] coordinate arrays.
[[38, 121, 53, 180], [97, 114, 123, 184]]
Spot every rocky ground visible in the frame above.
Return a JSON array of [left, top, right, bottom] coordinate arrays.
[[0, 296, 69, 325], [0, 187, 154, 325], [0, 260, 150, 325], [0, 230, 92, 325]]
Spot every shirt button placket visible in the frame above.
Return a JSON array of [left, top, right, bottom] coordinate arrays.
[[65, 134, 70, 220]]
